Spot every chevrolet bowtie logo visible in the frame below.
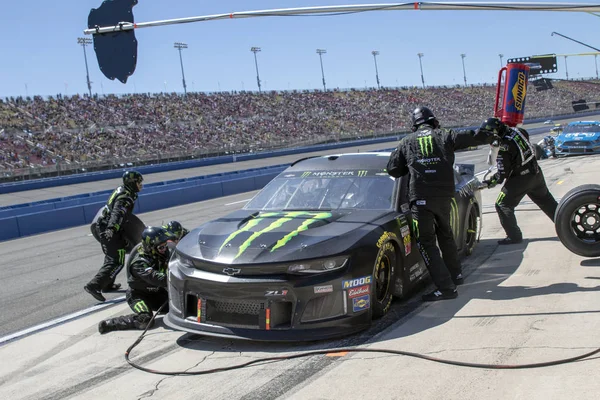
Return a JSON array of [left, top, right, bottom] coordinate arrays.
[[222, 267, 242, 276]]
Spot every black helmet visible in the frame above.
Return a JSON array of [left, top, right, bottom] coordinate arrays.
[[163, 220, 188, 241], [141, 226, 172, 259], [123, 170, 143, 192], [411, 106, 439, 131], [480, 117, 509, 138]]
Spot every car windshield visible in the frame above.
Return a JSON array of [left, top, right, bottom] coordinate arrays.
[[563, 124, 600, 134], [245, 169, 396, 211]]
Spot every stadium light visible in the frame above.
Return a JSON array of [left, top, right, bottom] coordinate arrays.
[[499, 53, 504, 68], [174, 42, 188, 95], [250, 47, 262, 93], [77, 37, 93, 97], [371, 50, 381, 89], [316, 49, 327, 91], [417, 53, 425, 88], [460, 53, 467, 87]]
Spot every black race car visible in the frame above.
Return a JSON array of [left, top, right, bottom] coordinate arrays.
[[166, 152, 483, 340]]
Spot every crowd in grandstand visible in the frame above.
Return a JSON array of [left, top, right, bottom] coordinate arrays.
[[1, 79, 598, 173]]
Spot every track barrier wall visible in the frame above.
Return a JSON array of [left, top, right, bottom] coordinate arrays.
[[0, 168, 284, 241]]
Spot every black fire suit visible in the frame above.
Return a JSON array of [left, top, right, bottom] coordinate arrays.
[[489, 127, 558, 241], [87, 185, 139, 292], [98, 243, 169, 333], [387, 125, 492, 292]]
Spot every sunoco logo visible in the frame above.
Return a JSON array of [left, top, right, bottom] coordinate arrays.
[[417, 134, 433, 156], [511, 71, 527, 111], [219, 211, 332, 260]]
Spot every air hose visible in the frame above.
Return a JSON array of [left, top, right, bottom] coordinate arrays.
[[125, 304, 600, 376]]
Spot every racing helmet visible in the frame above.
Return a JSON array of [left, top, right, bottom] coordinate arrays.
[[123, 170, 143, 193], [479, 117, 509, 138], [411, 106, 439, 132], [141, 226, 172, 260], [163, 220, 188, 241]]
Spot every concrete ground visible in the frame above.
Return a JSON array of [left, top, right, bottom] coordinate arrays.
[[1, 154, 599, 400]]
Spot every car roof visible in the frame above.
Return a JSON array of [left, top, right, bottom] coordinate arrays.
[[288, 152, 392, 171]]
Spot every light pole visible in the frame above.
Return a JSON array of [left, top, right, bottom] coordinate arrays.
[[77, 37, 93, 97], [417, 53, 425, 88], [316, 49, 327, 91], [250, 47, 262, 92], [174, 42, 188, 95], [564, 55, 569, 80], [460, 53, 467, 87], [499, 53, 504, 68], [595, 55, 599, 80], [371, 50, 380, 89]]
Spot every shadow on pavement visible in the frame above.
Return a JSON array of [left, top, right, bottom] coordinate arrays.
[[581, 258, 600, 267]]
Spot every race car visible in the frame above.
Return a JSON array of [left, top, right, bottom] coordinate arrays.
[[555, 121, 600, 156], [166, 152, 483, 340]]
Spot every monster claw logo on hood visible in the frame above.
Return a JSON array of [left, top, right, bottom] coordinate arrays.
[[218, 211, 332, 260]]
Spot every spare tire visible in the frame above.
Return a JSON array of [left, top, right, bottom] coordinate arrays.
[[555, 184, 600, 257]]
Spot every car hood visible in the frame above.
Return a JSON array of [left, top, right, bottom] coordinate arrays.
[[178, 209, 389, 264]]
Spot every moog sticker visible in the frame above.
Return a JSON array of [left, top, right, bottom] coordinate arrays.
[[343, 276, 372, 289]]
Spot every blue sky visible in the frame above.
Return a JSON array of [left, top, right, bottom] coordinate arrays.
[[1, 0, 600, 97]]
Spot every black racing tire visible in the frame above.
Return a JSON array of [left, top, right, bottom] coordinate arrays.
[[555, 184, 600, 257], [464, 205, 478, 256], [372, 241, 396, 319]]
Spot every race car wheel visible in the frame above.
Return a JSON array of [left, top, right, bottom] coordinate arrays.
[[555, 184, 600, 257], [464, 205, 478, 256], [372, 241, 395, 318]]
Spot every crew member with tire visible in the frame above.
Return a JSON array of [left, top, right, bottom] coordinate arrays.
[[480, 118, 558, 245], [387, 106, 494, 301], [98, 226, 173, 334], [84, 170, 144, 302]]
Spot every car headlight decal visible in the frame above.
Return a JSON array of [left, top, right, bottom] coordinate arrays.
[[288, 256, 348, 274]]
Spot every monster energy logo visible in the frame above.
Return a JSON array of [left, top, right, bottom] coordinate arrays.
[[132, 301, 150, 314], [449, 198, 459, 239], [417, 135, 433, 156], [412, 219, 419, 239], [496, 192, 506, 205], [357, 170, 368, 177], [514, 134, 528, 151], [301, 172, 312, 178], [219, 211, 332, 259]]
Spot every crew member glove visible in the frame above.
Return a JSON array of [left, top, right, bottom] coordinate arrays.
[[482, 179, 497, 189], [101, 227, 116, 241]]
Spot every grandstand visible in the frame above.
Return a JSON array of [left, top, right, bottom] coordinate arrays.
[[1, 79, 599, 181]]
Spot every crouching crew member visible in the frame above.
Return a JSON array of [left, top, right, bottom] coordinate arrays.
[[98, 226, 173, 334]]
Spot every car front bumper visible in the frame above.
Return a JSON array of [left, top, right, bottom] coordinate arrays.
[[165, 258, 373, 341]]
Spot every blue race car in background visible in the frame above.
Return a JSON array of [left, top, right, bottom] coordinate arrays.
[[555, 121, 600, 156]]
